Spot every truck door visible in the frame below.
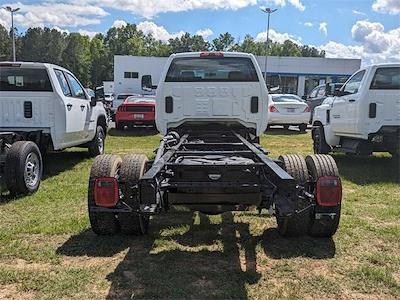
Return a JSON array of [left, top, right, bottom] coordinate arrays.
[[330, 70, 365, 135], [63, 72, 93, 144]]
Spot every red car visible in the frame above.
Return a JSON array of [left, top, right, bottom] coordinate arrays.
[[115, 96, 156, 130]]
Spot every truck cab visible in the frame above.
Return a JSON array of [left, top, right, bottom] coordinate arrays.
[[0, 62, 108, 195], [154, 52, 269, 139], [312, 63, 400, 155]]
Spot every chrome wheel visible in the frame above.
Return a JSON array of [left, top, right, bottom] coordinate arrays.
[[98, 131, 104, 154], [24, 152, 40, 188]]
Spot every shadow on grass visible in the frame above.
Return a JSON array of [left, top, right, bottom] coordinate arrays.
[[0, 150, 88, 204], [57, 211, 336, 298], [108, 127, 159, 137], [265, 127, 308, 136], [334, 154, 400, 184], [262, 228, 336, 259]]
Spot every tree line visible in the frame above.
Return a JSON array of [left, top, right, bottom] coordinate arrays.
[[0, 23, 325, 88]]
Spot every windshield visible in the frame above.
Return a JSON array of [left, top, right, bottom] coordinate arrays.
[[0, 67, 53, 92], [165, 57, 258, 82], [271, 95, 302, 102]]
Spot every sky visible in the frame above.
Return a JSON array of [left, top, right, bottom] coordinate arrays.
[[0, 0, 399, 64]]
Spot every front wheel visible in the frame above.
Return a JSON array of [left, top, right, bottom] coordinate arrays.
[[312, 126, 331, 154], [5, 141, 43, 196], [88, 126, 105, 157], [299, 123, 308, 132]]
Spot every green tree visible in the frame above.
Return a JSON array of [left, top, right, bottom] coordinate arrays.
[[62, 33, 91, 86], [212, 32, 235, 51], [0, 25, 11, 60], [168, 33, 210, 53]]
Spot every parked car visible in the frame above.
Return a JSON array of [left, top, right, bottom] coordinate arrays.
[[268, 94, 311, 132], [115, 95, 156, 130], [312, 63, 400, 156], [111, 93, 134, 120], [0, 61, 108, 195], [303, 83, 343, 121]]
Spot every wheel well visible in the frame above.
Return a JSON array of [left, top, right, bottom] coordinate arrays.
[[313, 121, 323, 127], [97, 115, 107, 136]]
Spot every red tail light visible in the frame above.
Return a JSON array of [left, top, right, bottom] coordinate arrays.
[[94, 177, 119, 207], [269, 105, 279, 113], [316, 176, 342, 207], [200, 52, 224, 58], [304, 106, 311, 112]]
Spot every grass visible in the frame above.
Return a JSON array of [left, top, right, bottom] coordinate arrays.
[[0, 126, 399, 299]]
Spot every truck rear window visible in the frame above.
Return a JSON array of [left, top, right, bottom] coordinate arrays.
[[165, 57, 259, 82], [0, 67, 53, 92], [370, 67, 400, 90]]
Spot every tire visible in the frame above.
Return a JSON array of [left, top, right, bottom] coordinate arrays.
[[88, 154, 121, 235], [5, 141, 43, 196], [283, 125, 290, 130], [312, 126, 331, 154], [88, 126, 105, 157], [119, 154, 149, 235], [305, 154, 341, 237], [299, 123, 307, 132], [276, 154, 310, 237]]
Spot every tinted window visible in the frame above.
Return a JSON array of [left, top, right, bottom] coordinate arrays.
[[343, 70, 365, 95], [0, 67, 53, 91], [117, 94, 133, 100], [165, 57, 258, 82], [124, 72, 139, 79], [54, 69, 72, 97], [65, 73, 86, 99], [370, 67, 400, 90]]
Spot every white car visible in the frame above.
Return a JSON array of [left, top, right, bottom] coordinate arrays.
[[268, 94, 311, 132], [0, 61, 108, 195], [312, 63, 400, 155]]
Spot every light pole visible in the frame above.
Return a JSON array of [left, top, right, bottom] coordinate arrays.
[[260, 7, 277, 84], [3, 6, 20, 61]]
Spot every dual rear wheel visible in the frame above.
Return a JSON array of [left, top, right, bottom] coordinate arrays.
[[88, 154, 149, 235], [276, 154, 341, 238]]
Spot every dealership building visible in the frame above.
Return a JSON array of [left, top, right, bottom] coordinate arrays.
[[113, 55, 361, 96]]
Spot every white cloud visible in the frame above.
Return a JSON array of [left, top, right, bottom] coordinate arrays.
[[0, 9, 10, 28], [352, 10, 366, 16], [196, 28, 214, 39], [78, 29, 99, 38], [264, 0, 305, 11], [304, 22, 313, 27], [52, 26, 70, 35], [2, 2, 108, 28], [255, 28, 301, 44], [137, 21, 184, 41], [112, 20, 127, 28], [319, 22, 328, 36], [372, 0, 400, 15], [84, 0, 257, 19], [320, 20, 400, 64]]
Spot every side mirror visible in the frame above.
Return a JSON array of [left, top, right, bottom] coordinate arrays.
[[142, 75, 153, 92], [91, 87, 104, 106]]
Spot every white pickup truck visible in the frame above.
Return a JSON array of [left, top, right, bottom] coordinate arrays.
[[312, 63, 400, 156], [0, 62, 108, 195]]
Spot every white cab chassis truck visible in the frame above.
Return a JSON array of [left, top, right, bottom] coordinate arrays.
[[0, 62, 108, 196], [87, 52, 343, 238], [312, 64, 400, 156]]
